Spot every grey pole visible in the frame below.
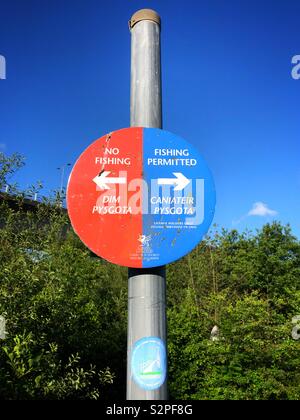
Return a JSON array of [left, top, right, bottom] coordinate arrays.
[[127, 9, 168, 400], [60, 166, 65, 194], [57, 163, 71, 194]]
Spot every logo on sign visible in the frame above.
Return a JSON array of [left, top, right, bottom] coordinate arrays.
[[138, 234, 151, 247], [137, 234, 153, 256]]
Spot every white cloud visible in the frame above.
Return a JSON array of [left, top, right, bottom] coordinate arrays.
[[248, 202, 278, 217], [232, 201, 278, 225]]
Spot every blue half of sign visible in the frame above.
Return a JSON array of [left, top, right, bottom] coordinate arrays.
[[131, 336, 167, 391], [142, 128, 216, 267]]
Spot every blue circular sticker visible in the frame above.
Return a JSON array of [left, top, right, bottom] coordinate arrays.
[[131, 336, 167, 391]]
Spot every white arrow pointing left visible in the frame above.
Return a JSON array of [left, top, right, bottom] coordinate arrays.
[[93, 171, 126, 190]]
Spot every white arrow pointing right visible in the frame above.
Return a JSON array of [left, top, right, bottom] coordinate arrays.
[[93, 171, 126, 190], [157, 172, 190, 191]]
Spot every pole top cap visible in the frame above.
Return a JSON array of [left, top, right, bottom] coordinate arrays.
[[129, 9, 161, 30]]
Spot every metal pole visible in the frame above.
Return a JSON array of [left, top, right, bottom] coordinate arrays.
[[57, 163, 71, 195], [60, 165, 65, 194], [127, 9, 167, 400]]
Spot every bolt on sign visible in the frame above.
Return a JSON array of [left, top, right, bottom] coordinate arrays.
[[67, 127, 216, 268]]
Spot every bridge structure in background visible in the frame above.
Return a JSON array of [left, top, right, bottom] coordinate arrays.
[[0, 185, 67, 214]]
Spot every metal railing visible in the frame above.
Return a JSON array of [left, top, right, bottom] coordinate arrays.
[[1, 184, 39, 201]]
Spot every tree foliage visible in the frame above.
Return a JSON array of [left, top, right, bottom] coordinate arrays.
[[167, 225, 300, 400]]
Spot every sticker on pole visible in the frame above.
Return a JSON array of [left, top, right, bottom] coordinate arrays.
[[131, 336, 167, 391], [67, 127, 216, 268]]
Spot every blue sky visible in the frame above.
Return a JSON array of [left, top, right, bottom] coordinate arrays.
[[0, 0, 299, 237]]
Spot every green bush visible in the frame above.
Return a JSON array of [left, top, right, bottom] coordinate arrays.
[[1, 152, 299, 399], [167, 225, 300, 400]]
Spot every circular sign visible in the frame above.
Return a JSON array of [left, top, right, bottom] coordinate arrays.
[[131, 336, 167, 391], [67, 127, 216, 268]]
